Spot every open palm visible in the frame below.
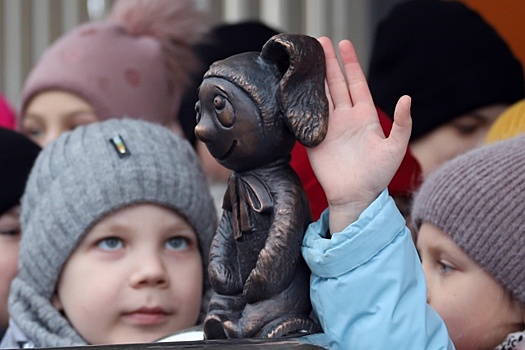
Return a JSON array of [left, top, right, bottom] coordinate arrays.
[[307, 37, 412, 232]]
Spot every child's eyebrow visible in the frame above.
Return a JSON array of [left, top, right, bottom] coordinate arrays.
[[86, 222, 131, 237]]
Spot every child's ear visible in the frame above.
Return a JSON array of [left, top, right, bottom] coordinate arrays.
[[52, 292, 63, 311]]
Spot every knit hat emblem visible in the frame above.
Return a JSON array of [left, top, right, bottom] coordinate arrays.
[[9, 119, 217, 347]]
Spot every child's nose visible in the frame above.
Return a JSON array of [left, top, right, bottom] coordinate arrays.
[[129, 254, 169, 288], [42, 128, 62, 147]]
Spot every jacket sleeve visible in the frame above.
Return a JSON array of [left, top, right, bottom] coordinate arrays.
[[300, 190, 454, 350]]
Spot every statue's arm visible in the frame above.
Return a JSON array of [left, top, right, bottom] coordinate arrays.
[[208, 211, 243, 295], [244, 186, 305, 302]]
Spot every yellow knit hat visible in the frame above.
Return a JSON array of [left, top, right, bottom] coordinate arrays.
[[486, 99, 525, 143]]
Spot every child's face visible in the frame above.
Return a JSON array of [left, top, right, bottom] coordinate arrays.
[[0, 206, 21, 328], [21, 90, 98, 147], [417, 222, 525, 350], [53, 204, 203, 344], [410, 104, 505, 178]]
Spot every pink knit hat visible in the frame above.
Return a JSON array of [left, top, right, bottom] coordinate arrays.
[[21, 0, 209, 126]]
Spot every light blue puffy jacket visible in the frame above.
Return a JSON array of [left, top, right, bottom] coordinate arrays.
[[300, 190, 454, 350]]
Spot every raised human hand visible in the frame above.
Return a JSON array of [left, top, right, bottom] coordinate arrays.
[[307, 37, 412, 233]]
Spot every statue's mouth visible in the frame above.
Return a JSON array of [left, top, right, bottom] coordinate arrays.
[[217, 140, 237, 162]]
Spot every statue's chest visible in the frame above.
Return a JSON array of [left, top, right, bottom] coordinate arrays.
[[224, 171, 278, 281], [224, 171, 276, 237], [234, 224, 269, 282]]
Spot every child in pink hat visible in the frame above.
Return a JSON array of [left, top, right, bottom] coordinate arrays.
[[19, 0, 209, 147]]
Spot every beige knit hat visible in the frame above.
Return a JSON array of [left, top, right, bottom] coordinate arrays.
[[412, 135, 525, 304]]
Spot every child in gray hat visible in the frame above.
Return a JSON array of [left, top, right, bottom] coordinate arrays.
[[0, 119, 217, 347], [300, 37, 524, 350]]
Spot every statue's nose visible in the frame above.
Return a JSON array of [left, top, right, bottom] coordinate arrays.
[[194, 115, 214, 143]]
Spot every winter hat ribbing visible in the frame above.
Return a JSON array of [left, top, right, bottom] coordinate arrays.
[[368, 0, 525, 141], [9, 118, 217, 347], [412, 135, 525, 304]]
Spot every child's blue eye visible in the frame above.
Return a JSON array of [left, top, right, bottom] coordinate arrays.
[[98, 237, 123, 250], [166, 237, 189, 251], [439, 261, 454, 274]]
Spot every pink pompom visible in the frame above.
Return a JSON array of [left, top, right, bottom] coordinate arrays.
[[108, 0, 212, 91]]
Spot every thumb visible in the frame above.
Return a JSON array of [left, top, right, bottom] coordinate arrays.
[[388, 95, 412, 152]]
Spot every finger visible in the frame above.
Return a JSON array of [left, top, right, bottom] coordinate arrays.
[[318, 36, 352, 107], [338, 40, 373, 108], [388, 95, 412, 152]]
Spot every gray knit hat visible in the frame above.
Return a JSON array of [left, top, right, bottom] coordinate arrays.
[[9, 118, 217, 347], [412, 135, 525, 305]]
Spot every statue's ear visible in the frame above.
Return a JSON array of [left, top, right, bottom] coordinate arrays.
[[261, 34, 329, 147]]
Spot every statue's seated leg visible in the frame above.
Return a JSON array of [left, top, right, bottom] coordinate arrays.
[[237, 285, 322, 338], [204, 294, 245, 339], [203, 313, 228, 339]]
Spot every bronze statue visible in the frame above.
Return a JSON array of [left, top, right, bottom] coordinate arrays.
[[195, 34, 328, 339]]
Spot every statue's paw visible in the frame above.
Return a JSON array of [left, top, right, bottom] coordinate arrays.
[[223, 320, 242, 338], [208, 262, 226, 282], [244, 273, 274, 303], [203, 314, 228, 339], [209, 264, 240, 293], [258, 315, 322, 338]]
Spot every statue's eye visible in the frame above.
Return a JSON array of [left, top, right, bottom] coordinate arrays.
[[214, 95, 226, 111], [213, 95, 235, 127]]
